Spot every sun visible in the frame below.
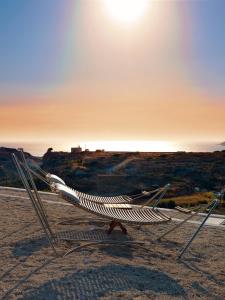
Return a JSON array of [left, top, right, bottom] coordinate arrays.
[[104, 0, 149, 25]]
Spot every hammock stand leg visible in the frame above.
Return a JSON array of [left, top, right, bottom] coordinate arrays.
[[12, 153, 58, 256], [178, 199, 219, 259], [155, 208, 202, 241]]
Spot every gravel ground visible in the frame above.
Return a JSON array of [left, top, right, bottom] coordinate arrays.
[[0, 188, 225, 300]]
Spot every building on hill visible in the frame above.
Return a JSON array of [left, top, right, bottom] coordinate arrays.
[[71, 146, 82, 153]]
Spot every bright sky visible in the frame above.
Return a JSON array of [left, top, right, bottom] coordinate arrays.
[[0, 0, 225, 151]]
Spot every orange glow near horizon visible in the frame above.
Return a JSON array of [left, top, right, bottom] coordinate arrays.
[[0, 81, 225, 145]]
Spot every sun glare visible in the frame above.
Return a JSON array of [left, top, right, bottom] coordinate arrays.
[[104, 0, 149, 25]]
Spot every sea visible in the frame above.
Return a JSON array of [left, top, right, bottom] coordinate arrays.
[[0, 141, 224, 157]]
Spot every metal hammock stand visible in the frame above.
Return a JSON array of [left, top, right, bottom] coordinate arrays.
[[12, 150, 221, 259]]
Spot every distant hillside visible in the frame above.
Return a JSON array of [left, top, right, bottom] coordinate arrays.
[[41, 149, 225, 196], [0, 147, 41, 187], [1, 147, 225, 197]]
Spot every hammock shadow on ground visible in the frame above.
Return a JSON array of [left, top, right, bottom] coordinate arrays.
[[23, 264, 186, 300], [12, 228, 135, 258], [58, 228, 135, 259], [99, 244, 133, 258]]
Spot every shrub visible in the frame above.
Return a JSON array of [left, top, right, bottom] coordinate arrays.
[[198, 200, 208, 205], [167, 200, 176, 209], [180, 203, 189, 207], [158, 202, 167, 208], [113, 154, 121, 158]]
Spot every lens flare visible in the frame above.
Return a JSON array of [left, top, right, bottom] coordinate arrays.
[[104, 0, 149, 24]]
